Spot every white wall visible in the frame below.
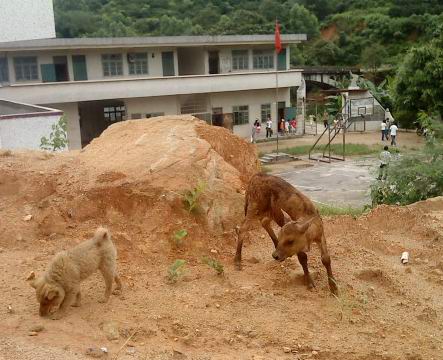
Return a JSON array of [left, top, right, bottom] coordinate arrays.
[[210, 88, 290, 137], [0, 0, 55, 42], [46, 102, 81, 150], [124, 96, 180, 117], [0, 114, 60, 150]]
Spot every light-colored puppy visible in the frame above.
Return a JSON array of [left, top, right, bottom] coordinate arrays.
[[28, 227, 122, 319]]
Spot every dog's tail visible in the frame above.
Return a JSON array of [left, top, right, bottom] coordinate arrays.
[[94, 227, 111, 245]]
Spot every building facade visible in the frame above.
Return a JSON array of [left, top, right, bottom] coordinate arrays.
[[0, 35, 306, 149]]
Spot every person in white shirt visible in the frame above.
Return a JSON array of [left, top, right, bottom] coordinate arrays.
[[390, 123, 398, 146], [381, 120, 387, 141], [378, 145, 391, 180], [265, 115, 273, 138]]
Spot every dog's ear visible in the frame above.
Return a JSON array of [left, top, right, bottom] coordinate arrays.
[[27, 271, 38, 288]]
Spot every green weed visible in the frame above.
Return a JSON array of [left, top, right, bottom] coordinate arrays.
[[183, 181, 206, 213], [202, 256, 224, 275], [167, 259, 186, 284], [172, 229, 188, 246]]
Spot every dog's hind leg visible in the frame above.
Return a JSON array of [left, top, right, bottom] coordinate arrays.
[[113, 274, 122, 295], [99, 265, 114, 303]]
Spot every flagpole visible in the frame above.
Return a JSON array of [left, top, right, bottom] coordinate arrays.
[[274, 19, 280, 158], [275, 65, 279, 158]]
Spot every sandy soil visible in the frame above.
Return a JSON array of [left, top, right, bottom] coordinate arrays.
[[0, 118, 442, 360]]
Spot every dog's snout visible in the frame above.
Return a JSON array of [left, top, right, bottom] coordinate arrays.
[[272, 251, 279, 260]]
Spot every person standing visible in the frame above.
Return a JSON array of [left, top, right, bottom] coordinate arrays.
[[279, 118, 285, 134], [381, 120, 387, 141], [251, 120, 260, 143], [265, 115, 273, 138], [390, 122, 398, 146], [323, 111, 328, 128], [378, 145, 391, 180]]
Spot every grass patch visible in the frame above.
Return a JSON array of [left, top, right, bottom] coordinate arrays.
[[316, 203, 366, 217], [280, 143, 400, 157], [261, 165, 272, 173]]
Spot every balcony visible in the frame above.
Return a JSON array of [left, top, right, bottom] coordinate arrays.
[[0, 70, 302, 105]]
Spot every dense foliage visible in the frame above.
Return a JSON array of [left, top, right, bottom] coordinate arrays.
[[54, 0, 443, 68], [393, 32, 443, 123]]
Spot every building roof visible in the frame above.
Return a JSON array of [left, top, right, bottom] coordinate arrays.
[[0, 34, 306, 51], [0, 99, 62, 119]]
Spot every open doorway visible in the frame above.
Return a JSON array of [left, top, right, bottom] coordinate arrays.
[[208, 51, 219, 74], [53, 56, 69, 82], [212, 107, 223, 126], [278, 101, 286, 121], [79, 99, 126, 147]]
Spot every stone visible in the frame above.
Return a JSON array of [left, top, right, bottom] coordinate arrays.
[[101, 321, 119, 340], [283, 347, 291, 353], [126, 347, 136, 355], [312, 350, 319, 356], [23, 215, 33, 221], [29, 325, 45, 333], [85, 347, 105, 358], [210, 249, 218, 254], [28, 331, 38, 336], [7, 305, 14, 314]]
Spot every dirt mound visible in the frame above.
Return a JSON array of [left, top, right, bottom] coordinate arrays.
[[1, 128, 443, 359], [0, 116, 260, 254]]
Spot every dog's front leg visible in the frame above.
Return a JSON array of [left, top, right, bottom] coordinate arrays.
[[51, 291, 75, 320]]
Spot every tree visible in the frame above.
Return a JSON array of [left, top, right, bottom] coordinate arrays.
[[394, 39, 443, 122], [361, 43, 387, 75], [288, 4, 320, 39]]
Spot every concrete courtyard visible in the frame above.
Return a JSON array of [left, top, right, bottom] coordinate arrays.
[[273, 157, 376, 207], [257, 130, 424, 208]]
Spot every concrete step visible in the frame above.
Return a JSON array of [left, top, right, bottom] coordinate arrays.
[[259, 152, 299, 164]]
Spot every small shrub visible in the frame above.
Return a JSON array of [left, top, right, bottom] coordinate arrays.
[[202, 256, 224, 275], [40, 115, 69, 151], [172, 229, 188, 246], [167, 259, 186, 283], [183, 180, 206, 213], [371, 142, 443, 206]]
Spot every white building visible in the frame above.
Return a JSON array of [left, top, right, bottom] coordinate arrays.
[[0, 99, 62, 149], [0, 0, 55, 42], [0, 35, 306, 149]]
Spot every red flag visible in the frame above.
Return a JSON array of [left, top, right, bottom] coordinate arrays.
[[275, 21, 282, 54]]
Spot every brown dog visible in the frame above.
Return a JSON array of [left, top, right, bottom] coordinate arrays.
[[235, 173, 338, 295], [28, 227, 122, 319]]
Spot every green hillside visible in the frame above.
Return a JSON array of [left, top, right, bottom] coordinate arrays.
[[54, 0, 443, 68]]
